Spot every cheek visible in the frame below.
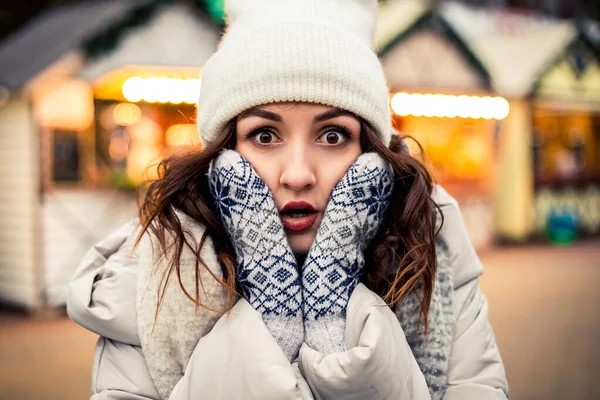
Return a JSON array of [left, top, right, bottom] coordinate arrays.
[[315, 145, 362, 198], [235, 143, 281, 199]]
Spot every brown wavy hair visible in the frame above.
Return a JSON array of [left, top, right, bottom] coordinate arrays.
[[137, 115, 441, 331]]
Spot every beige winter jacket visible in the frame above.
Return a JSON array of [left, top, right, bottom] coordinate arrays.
[[67, 186, 508, 399]]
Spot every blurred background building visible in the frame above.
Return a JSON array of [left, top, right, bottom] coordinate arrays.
[[451, 0, 600, 20], [0, 0, 221, 310], [0, 0, 598, 311], [377, 0, 600, 249]]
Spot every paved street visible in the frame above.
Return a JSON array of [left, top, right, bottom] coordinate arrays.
[[0, 309, 97, 399], [0, 240, 598, 400], [479, 239, 600, 400]]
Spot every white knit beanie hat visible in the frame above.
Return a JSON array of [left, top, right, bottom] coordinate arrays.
[[197, 0, 392, 146]]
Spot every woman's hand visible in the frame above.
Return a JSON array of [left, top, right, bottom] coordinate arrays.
[[209, 150, 304, 362], [302, 153, 394, 354]]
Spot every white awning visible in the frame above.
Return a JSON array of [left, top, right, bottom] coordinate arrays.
[[80, 3, 220, 81], [441, 2, 577, 98]]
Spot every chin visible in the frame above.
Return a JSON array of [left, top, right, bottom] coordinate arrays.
[[286, 231, 316, 255]]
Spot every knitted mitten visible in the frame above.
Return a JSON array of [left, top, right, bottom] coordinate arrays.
[[209, 150, 303, 362], [302, 153, 394, 354]]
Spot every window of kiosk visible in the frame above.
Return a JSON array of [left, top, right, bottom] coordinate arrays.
[[392, 114, 496, 198], [94, 100, 200, 190], [532, 109, 600, 187], [52, 130, 81, 182]]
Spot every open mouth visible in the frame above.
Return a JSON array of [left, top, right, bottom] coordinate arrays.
[[283, 210, 314, 218], [280, 201, 319, 232]]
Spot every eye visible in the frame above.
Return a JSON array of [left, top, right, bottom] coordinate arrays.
[[257, 131, 275, 144], [248, 128, 280, 146], [317, 126, 352, 145]]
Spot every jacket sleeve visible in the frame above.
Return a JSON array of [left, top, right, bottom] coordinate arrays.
[[443, 280, 508, 399], [298, 284, 432, 400], [433, 186, 509, 399], [90, 337, 160, 399], [90, 298, 313, 400], [67, 219, 141, 346]]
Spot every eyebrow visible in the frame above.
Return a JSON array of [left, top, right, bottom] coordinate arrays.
[[313, 108, 355, 123], [237, 108, 283, 122]]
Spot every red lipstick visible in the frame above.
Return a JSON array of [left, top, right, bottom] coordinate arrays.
[[280, 201, 319, 232]]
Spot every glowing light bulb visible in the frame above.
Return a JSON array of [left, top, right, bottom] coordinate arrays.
[[493, 97, 510, 120], [122, 77, 145, 102], [422, 94, 435, 117], [444, 95, 458, 118], [479, 97, 494, 120], [142, 78, 158, 103], [388, 92, 509, 120], [469, 96, 483, 119], [185, 78, 202, 104], [411, 94, 424, 117], [431, 94, 446, 118], [169, 78, 185, 104], [456, 95, 471, 118], [391, 92, 411, 116], [154, 78, 171, 103]]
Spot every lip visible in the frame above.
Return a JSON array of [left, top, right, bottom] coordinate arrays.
[[281, 213, 319, 232], [280, 201, 319, 232], [280, 201, 317, 214]]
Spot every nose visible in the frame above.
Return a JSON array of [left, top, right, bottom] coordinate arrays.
[[279, 146, 316, 191]]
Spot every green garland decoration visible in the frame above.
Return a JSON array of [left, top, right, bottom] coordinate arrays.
[[200, 0, 225, 23]]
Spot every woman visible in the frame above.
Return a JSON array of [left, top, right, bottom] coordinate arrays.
[[68, 0, 508, 399]]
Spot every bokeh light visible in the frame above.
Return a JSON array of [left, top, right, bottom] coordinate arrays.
[[391, 92, 510, 120]]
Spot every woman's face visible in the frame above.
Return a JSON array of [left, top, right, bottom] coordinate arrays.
[[235, 103, 362, 254]]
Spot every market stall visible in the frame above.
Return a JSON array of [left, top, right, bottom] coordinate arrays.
[[0, 0, 219, 309], [376, 1, 503, 248]]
